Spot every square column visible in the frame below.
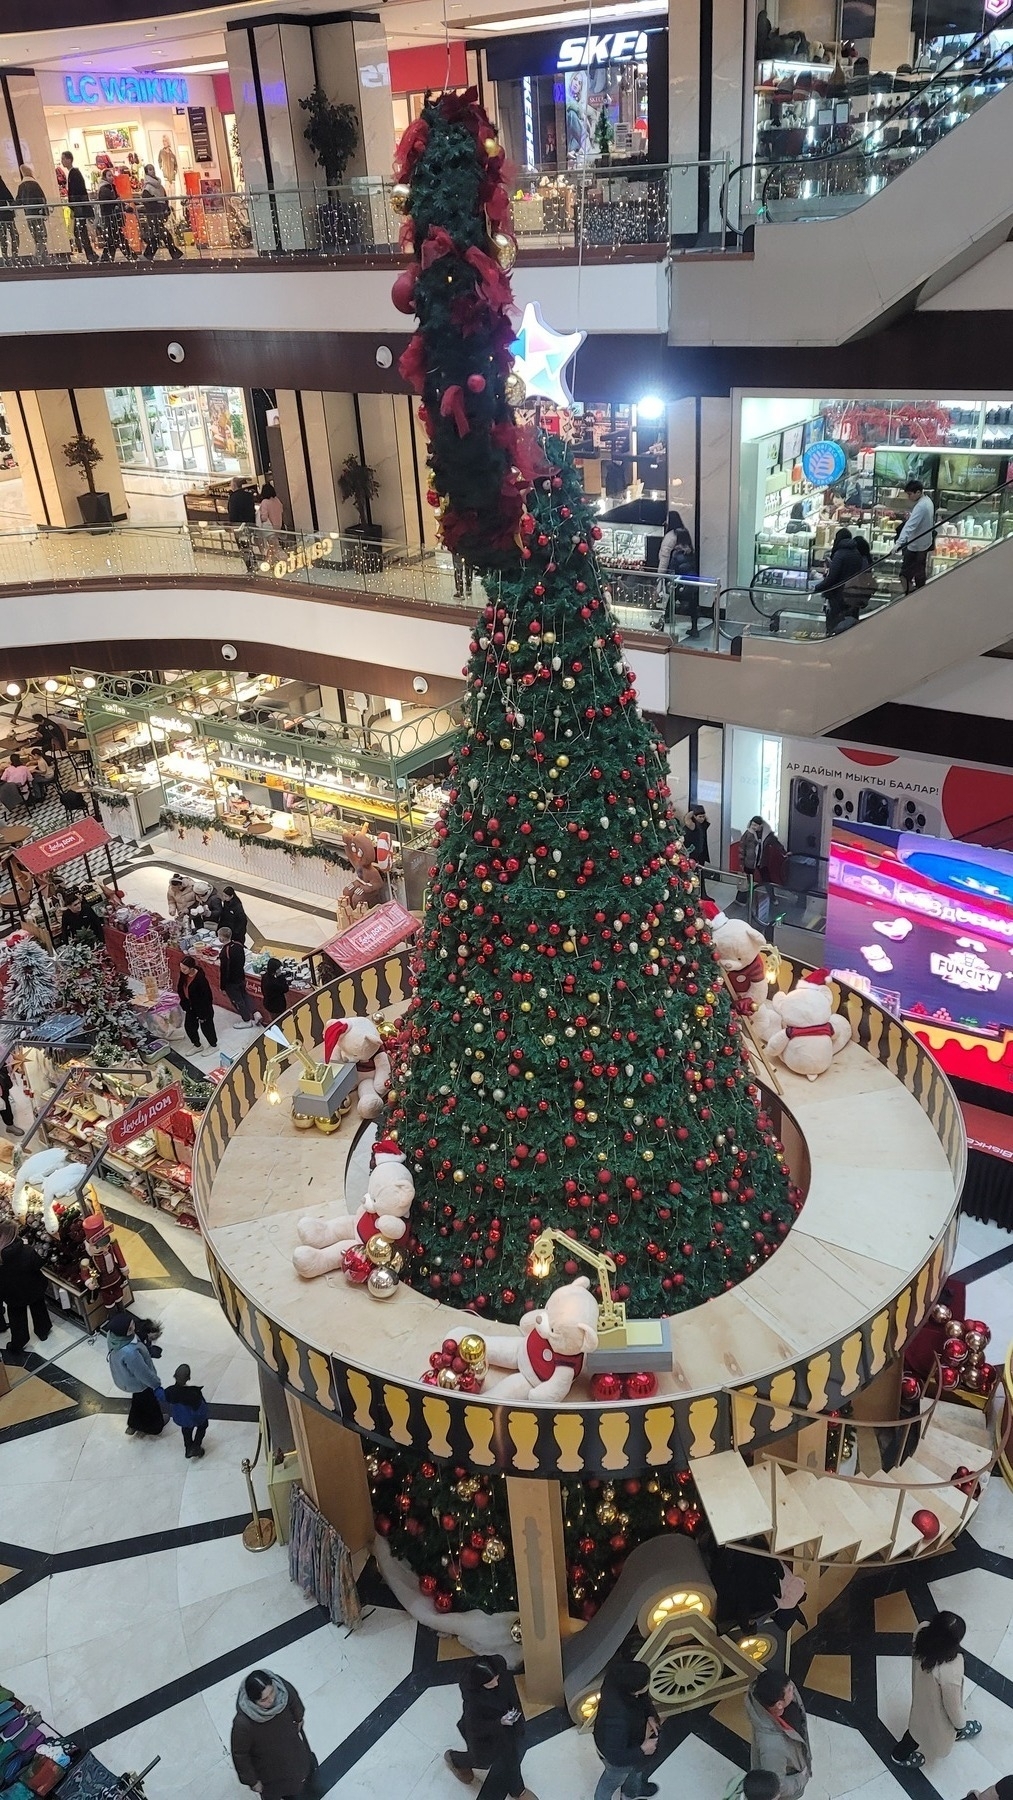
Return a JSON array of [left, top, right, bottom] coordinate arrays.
[[505, 1476, 570, 1708]]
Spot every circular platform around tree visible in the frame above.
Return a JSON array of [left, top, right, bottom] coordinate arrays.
[[193, 955, 965, 1480]]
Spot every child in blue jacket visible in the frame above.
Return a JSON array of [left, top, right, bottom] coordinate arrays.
[[164, 1362, 210, 1459]]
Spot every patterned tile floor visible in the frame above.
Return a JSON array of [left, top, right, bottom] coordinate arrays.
[[3, 1201, 1013, 1800]]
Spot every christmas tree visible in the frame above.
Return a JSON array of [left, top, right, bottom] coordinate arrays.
[[57, 944, 156, 1066], [3, 936, 58, 1026], [377, 89, 799, 1616]]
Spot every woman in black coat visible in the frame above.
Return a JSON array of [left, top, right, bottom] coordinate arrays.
[[0, 1219, 51, 1355], [444, 1655, 533, 1798], [178, 955, 217, 1049], [592, 1659, 660, 1800]]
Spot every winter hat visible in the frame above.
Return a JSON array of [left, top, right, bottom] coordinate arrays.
[[802, 967, 831, 985], [322, 1019, 349, 1060], [108, 1311, 133, 1338], [372, 1137, 404, 1165], [700, 898, 728, 930]]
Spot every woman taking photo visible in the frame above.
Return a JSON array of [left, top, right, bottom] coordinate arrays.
[[891, 1612, 981, 1768]]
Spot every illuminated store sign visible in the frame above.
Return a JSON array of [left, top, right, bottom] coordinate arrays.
[[556, 30, 649, 66], [63, 73, 190, 106]]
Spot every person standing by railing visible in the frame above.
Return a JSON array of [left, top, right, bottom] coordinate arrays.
[[894, 478, 935, 593], [15, 166, 48, 263], [652, 510, 698, 637], [97, 168, 135, 263], [60, 151, 98, 263], [139, 165, 183, 261], [228, 477, 259, 573]]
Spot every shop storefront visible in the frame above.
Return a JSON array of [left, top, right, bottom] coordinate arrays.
[[484, 14, 668, 172], [82, 671, 461, 905], [737, 394, 1013, 604], [106, 385, 254, 483], [41, 66, 232, 201]]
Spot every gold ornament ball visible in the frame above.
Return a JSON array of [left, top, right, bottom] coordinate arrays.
[[505, 372, 526, 405], [507, 639, 519, 653], [499, 737, 512, 750], [481, 880, 493, 893], [484, 135, 502, 156], [563, 677, 576, 690], [292, 1111, 315, 1130], [492, 231, 516, 269], [437, 1366, 461, 1389], [482, 1535, 507, 1563], [389, 1250, 404, 1275], [453, 1168, 466, 1182], [557, 755, 570, 768], [597, 1501, 618, 1525], [471, 1071, 484, 1085], [457, 1477, 480, 1500], [458, 1333, 488, 1373], [367, 1266, 400, 1300], [366, 1233, 393, 1266]]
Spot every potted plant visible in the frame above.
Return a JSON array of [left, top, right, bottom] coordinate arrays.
[[63, 433, 112, 526], [338, 454, 382, 570], [299, 87, 362, 251]]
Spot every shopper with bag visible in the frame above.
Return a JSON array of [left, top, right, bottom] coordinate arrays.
[[106, 1310, 164, 1436], [231, 1670, 317, 1800]]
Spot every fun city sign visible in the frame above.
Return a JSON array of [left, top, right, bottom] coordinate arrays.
[[64, 73, 190, 106]]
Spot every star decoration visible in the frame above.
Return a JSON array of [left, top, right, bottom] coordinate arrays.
[[509, 302, 586, 408]]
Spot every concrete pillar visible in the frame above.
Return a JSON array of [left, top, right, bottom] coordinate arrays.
[[667, 398, 698, 543], [0, 71, 71, 258], [3, 389, 127, 529], [669, 0, 754, 235], [285, 1394, 374, 1554], [505, 1476, 569, 1707], [698, 396, 733, 592], [274, 390, 433, 553]]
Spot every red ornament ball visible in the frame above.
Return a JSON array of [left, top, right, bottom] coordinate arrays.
[[434, 1590, 455, 1613], [591, 1372, 624, 1402], [623, 1371, 658, 1400], [419, 1573, 438, 1595], [912, 1509, 940, 1539]]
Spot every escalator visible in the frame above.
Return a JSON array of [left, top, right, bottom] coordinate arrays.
[[674, 478, 1013, 734], [671, 30, 1013, 346]]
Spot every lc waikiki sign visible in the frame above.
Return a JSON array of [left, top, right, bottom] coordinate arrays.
[[64, 73, 190, 106]]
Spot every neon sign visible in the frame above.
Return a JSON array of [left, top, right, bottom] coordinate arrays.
[[63, 74, 190, 106], [556, 30, 648, 67]]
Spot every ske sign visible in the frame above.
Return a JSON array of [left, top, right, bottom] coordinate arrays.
[[556, 30, 649, 65]]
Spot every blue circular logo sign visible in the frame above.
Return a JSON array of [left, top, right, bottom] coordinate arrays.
[[801, 439, 847, 487]]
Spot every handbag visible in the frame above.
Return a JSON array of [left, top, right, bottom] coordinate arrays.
[[24, 1757, 63, 1796]]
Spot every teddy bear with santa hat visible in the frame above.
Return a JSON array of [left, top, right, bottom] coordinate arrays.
[[701, 899, 770, 1015], [763, 969, 852, 1081], [322, 1016, 390, 1120], [292, 1137, 415, 1278]]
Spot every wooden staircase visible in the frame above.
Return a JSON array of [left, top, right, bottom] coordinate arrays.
[[691, 1401, 993, 1566]]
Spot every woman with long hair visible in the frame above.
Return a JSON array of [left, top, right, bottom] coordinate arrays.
[[891, 1612, 981, 1767]]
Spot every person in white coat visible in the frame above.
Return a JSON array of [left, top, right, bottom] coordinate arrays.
[[166, 872, 198, 919], [891, 1612, 981, 1767]]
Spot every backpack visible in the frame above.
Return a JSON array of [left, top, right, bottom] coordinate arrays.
[[844, 564, 876, 610]]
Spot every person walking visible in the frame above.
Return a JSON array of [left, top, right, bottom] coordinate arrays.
[[0, 1219, 51, 1355], [0, 173, 17, 261], [231, 1670, 316, 1800], [652, 511, 698, 637], [228, 478, 258, 573], [219, 927, 261, 1025], [444, 1655, 536, 1799], [745, 1669, 812, 1800], [738, 815, 784, 932], [178, 954, 218, 1049], [894, 478, 935, 594], [106, 1311, 165, 1436], [260, 957, 290, 1021], [812, 527, 864, 637], [592, 1658, 661, 1800], [682, 804, 712, 898], [15, 166, 48, 262], [139, 164, 182, 260], [891, 1612, 981, 1769], [163, 1362, 210, 1459], [97, 169, 133, 263], [257, 483, 284, 532], [219, 884, 249, 944], [60, 151, 98, 262]]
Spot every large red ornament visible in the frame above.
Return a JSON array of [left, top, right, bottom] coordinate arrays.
[[912, 1509, 941, 1539], [343, 1248, 372, 1285], [434, 1590, 455, 1613], [623, 1372, 658, 1400], [591, 1372, 624, 1401]]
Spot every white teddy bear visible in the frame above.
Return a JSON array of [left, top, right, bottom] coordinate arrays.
[[466, 1276, 600, 1401], [322, 1016, 391, 1120], [292, 1138, 415, 1278], [763, 969, 852, 1081], [702, 900, 770, 1015], [13, 1147, 90, 1232]]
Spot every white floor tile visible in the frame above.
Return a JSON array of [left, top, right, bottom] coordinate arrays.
[[929, 1566, 1013, 1667], [45, 1550, 180, 1654]]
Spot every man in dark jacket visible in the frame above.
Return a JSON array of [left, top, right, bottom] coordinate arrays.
[[812, 528, 864, 637], [139, 164, 182, 260], [592, 1659, 660, 1799], [0, 1219, 51, 1354], [228, 480, 258, 572], [444, 1656, 532, 1799], [16, 166, 48, 262], [60, 151, 98, 262], [97, 170, 134, 263], [218, 927, 260, 1025], [219, 884, 249, 944]]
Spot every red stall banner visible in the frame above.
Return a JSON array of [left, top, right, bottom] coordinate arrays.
[[321, 901, 419, 973], [107, 1083, 184, 1150]]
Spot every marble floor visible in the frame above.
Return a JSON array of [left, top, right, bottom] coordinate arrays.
[[3, 1204, 1013, 1800]]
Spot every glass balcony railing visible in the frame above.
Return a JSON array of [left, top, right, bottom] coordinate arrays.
[[728, 26, 1013, 225], [0, 519, 718, 641], [0, 161, 732, 271]]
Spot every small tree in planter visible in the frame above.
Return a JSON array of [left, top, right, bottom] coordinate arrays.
[[63, 433, 111, 526], [299, 87, 360, 249], [594, 106, 614, 165], [338, 454, 382, 568]]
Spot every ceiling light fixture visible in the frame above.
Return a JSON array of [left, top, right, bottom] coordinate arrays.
[[480, 0, 663, 27]]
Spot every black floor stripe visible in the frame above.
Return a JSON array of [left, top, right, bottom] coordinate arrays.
[[951, 1240, 1013, 1285], [77, 1606, 329, 1751], [0, 1512, 259, 1597]]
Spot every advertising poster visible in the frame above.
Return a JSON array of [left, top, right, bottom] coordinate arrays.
[[826, 821, 1013, 1092]]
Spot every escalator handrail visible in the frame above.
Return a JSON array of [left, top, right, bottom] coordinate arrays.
[[748, 470, 1013, 628], [722, 24, 1013, 226]]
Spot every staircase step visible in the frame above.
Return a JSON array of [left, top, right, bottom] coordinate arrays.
[[934, 1400, 993, 1451], [818, 1476, 898, 1559], [689, 1450, 774, 1546], [850, 1477, 929, 1557], [749, 1461, 819, 1554], [786, 1470, 862, 1560], [912, 1419, 992, 1483], [884, 1461, 967, 1543]]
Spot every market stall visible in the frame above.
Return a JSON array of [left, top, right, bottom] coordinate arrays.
[[100, 897, 314, 1021]]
